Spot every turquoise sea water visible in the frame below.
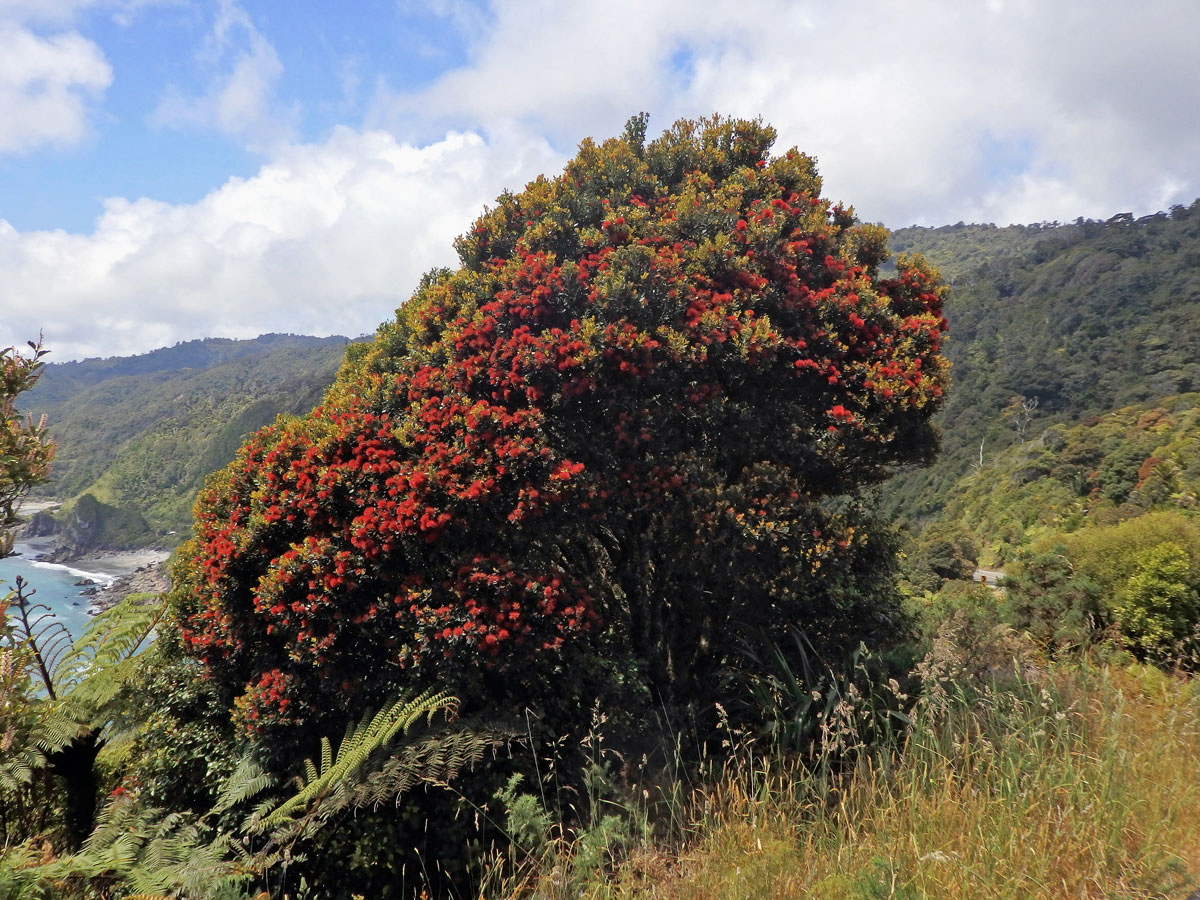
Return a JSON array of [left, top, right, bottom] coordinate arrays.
[[1, 544, 115, 640]]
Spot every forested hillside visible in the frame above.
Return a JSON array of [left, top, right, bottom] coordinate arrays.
[[889, 201, 1200, 519], [21, 334, 352, 542], [931, 393, 1200, 564]]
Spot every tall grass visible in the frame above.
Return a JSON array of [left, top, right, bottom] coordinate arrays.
[[496, 662, 1200, 900]]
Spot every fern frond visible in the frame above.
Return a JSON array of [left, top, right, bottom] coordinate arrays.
[[320, 733, 332, 774], [210, 753, 277, 817], [29, 592, 168, 758], [347, 725, 507, 810], [0, 742, 42, 791], [55, 794, 252, 899], [255, 690, 456, 831], [53, 592, 164, 694], [7, 577, 72, 699], [30, 704, 89, 754]]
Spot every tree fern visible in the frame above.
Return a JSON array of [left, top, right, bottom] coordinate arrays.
[[3, 588, 168, 849], [9, 687, 505, 896], [52, 794, 252, 899], [6, 578, 71, 702], [54, 591, 164, 710], [210, 753, 278, 818]]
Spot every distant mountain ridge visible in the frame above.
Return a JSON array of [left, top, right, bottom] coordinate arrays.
[[28, 333, 354, 404], [21, 334, 355, 550]]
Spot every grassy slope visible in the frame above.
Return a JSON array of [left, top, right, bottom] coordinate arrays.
[[509, 663, 1200, 900]]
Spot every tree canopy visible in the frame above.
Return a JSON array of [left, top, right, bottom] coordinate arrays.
[[165, 115, 949, 756]]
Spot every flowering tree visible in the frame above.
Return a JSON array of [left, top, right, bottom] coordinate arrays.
[[167, 116, 948, 748], [2, 340, 53, 559]]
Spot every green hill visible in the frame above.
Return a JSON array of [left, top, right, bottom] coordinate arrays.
[[888, 200, 1200, 520], [935, 393, 1200, 565], [20, 334, 353, 544]]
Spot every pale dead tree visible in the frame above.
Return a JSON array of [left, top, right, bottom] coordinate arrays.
[[1004, 395, 1039, 442]]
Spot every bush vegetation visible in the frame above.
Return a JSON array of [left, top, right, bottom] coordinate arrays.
[[888, 204, 1200, 521]]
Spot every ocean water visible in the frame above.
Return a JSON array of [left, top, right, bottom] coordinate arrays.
[[1, 544, 115, 641]]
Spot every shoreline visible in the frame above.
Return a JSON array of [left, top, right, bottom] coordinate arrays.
[[10, 537, 173, 615], [14, 500, 172, 579], [12, 537, 171, 581], [11, 502, 174, 614]]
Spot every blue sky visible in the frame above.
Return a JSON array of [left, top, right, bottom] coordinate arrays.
[[1, 1, 475, 231], [2, 0, 1198, 360]]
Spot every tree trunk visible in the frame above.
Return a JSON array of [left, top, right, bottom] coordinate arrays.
[[47, 727, 103, 851]]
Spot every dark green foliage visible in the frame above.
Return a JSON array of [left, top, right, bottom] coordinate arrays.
[[126, 641, 243, 814], [3, 586, 166, 850], [887, 202, 1200, 521], [7, 689, 501, 899], [741, 628, 912, 759], [1001, 548, 1104, 652], [900, 523, 979, 594]]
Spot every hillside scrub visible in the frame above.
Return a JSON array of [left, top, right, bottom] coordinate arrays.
[[887, 203, 1200, 521], [920, 395, 1200, 567]]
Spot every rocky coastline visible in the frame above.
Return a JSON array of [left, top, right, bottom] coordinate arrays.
[[79, 559, 172, 612], [16, 531, 172, 614]]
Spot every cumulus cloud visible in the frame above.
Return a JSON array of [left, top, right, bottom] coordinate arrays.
[[3, 0, 1197, 363], [151, 0, 292, 148], [0, 127, 561, 360], [374, 0, 1200, 226], [0, 22, 112, 154]]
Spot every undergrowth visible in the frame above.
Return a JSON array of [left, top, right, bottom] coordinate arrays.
[[489, 661, 1200, 900]]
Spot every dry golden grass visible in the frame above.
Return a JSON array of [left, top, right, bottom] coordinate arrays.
[[500, 663, 1200, 900]]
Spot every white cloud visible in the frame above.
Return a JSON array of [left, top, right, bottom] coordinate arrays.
[[0, 0, 172, 156], [373, 0, 1199, 226], [151, 0, 292, 149], [0, 22, 112, 154], [0, 127, 561, 360]]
